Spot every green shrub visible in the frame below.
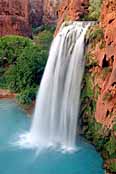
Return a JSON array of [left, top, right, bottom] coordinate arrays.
[[3, 45, 47, 93], [94, 84, 100, 100], [82, 0, 103, 21], [0, 26, 53, 104], [0, 36, 32, 65], [85, 52, 98, 68], [104, 135, 116, 157], [88, 0, 102, 20], [89, 27, 104, 42], [109, 161, 116, 172], [84, 73, 94, 97], [16, 87, 38, 104], [33, 30, 53, 50]]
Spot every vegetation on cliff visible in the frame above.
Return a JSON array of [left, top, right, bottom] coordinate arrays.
[[82, 0, 102, 20], [81, 25, 116, 173], [0, 27, 53, 104]]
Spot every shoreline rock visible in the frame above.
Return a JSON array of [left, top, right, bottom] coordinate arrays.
[[0, 89, 16, 99]]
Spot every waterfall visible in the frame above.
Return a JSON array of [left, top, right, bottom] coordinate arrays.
[[17, 21, 90, 152]]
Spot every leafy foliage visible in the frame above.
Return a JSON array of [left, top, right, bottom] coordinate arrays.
[[88, 0, 102, 20], [16, 87, 38, 104], [85, 52, 98, 68], [104, 135, 116, 157], [0, 26, 53, 104], [109, 161, 116, 172], [0, 36, 32, 65], [81, 0, 103, 21], [3, 45, 47, 92], [33, 30, 53, 50], [87, 26, 104, 43]]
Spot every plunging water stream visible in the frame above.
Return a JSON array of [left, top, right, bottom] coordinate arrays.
[[0, 21, 105, 174], [18, 22, 91, 151]]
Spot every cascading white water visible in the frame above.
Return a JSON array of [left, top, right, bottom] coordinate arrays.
[[17, 21, 91, 152]]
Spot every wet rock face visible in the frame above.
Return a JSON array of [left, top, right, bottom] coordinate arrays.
[[55, 0, 89, 34], [0, 0, 32, 37], [94, 0, 116, 128]]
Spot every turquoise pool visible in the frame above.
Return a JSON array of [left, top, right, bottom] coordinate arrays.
[[0, 99, 104, 174]]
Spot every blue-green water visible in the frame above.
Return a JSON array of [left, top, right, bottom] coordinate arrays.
[[0, 99, 104, 174]]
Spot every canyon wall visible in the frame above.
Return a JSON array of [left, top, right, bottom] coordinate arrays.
[[81, 1, 116, 173], [30, 0, 89, 31], [0, 0, 32, 37], [95, 0, 116, 128], [30, 0, 62, 27], [0, 0, 89, 37]]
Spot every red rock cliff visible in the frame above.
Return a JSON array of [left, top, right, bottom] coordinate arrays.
[[0, 0, 32, 37], [55, 0, 89, 34], [91, 0, 116, 128]]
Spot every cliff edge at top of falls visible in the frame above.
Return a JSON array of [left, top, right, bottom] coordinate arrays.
[[55, 0, 89, 35], [0, 0, 32, 37]]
